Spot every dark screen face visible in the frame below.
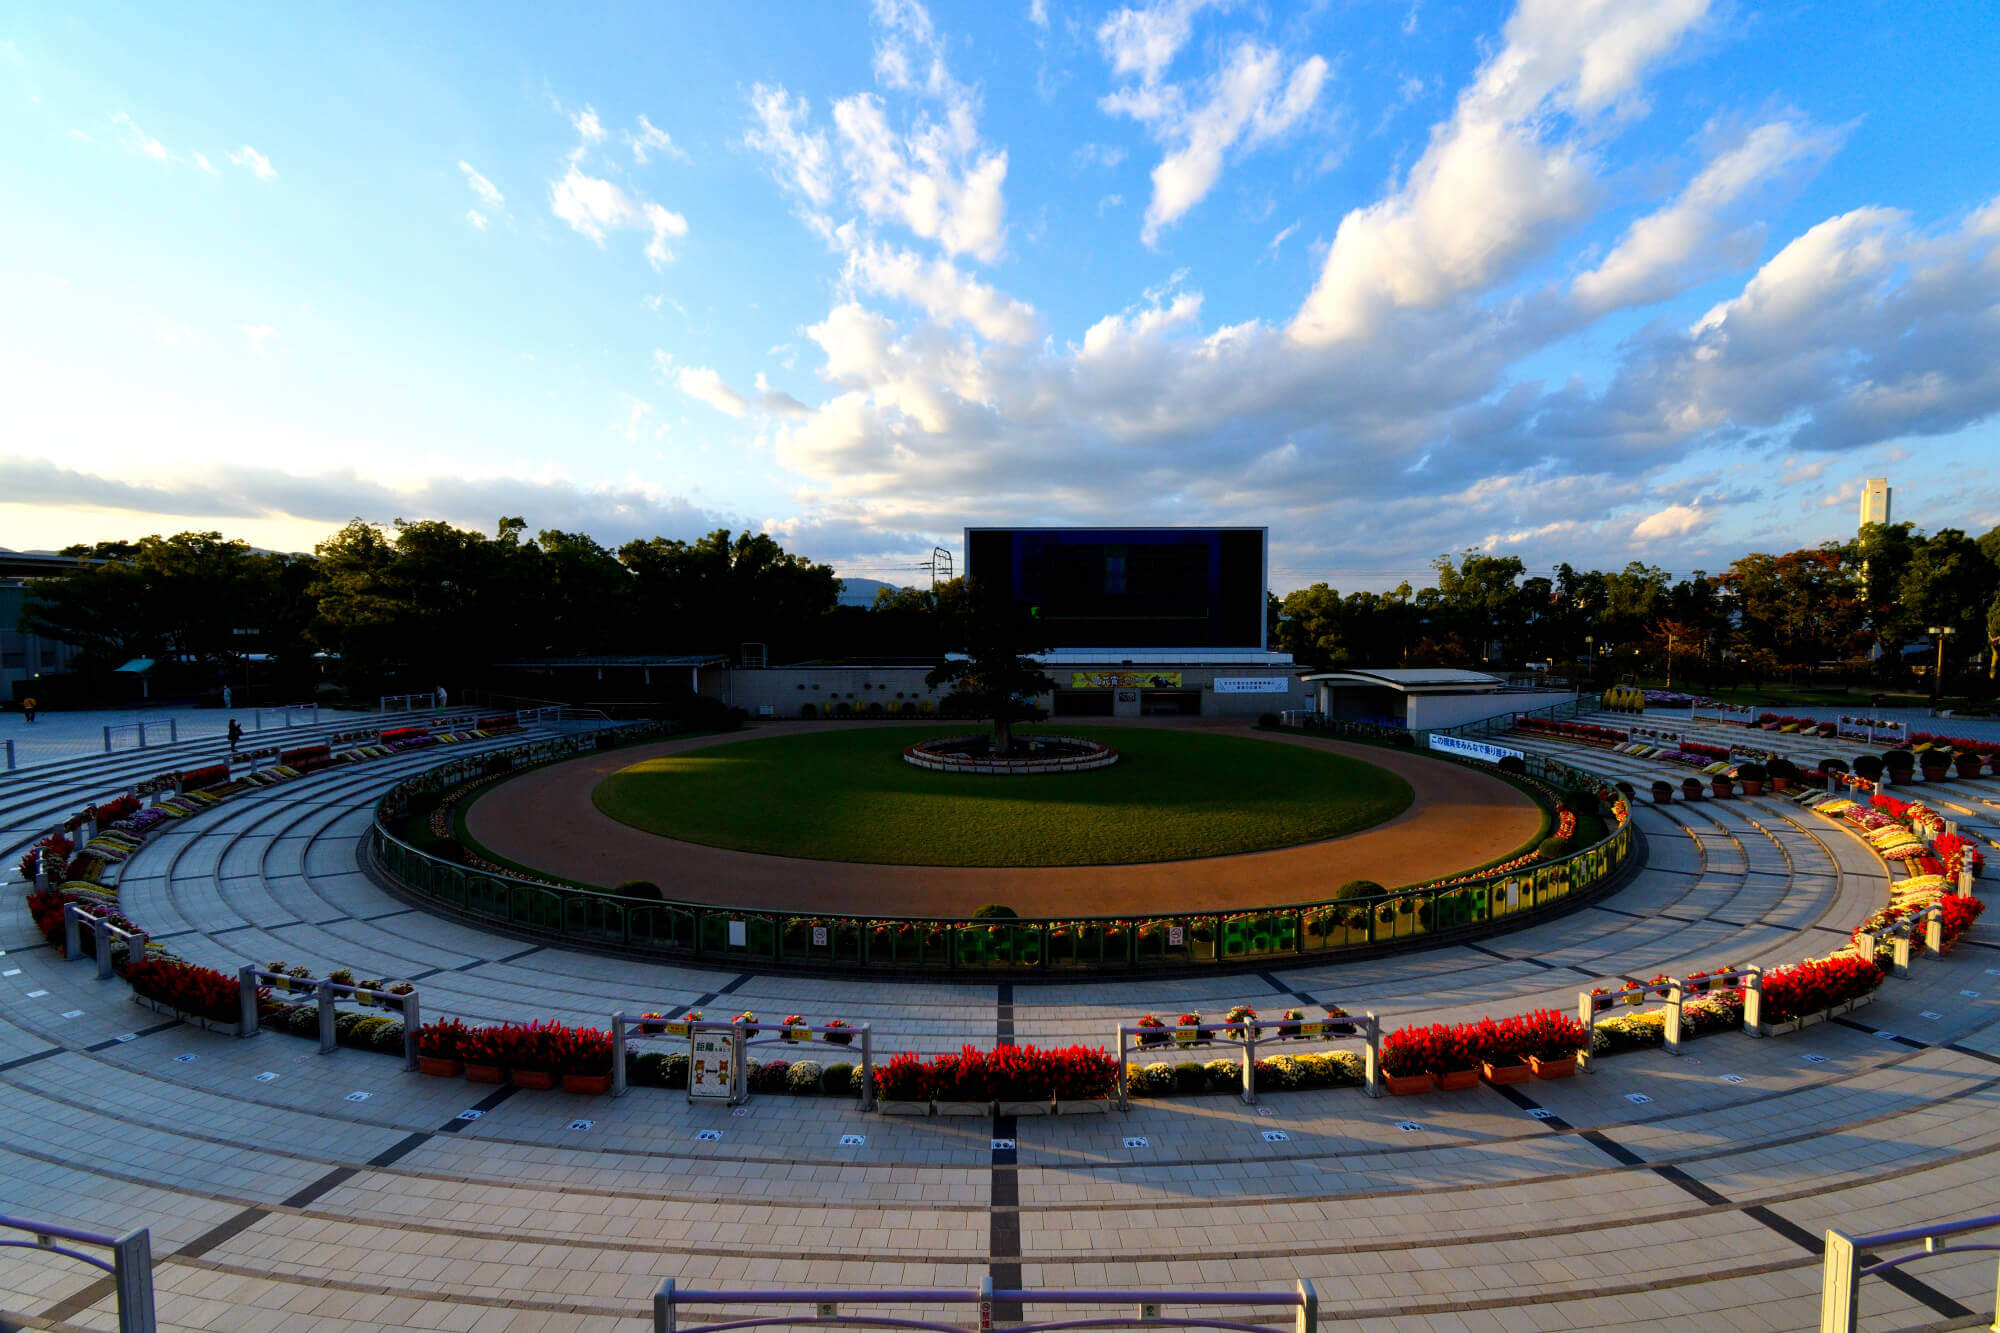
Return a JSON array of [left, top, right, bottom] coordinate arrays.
[[966, 528, 1264, 648]]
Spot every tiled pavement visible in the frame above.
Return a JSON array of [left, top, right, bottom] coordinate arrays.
[[2, 719, 1998, 1330]]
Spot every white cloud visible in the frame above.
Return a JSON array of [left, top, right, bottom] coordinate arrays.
[[193, 151, 216, 175], [626, 114, 687, 164], [1291, 0, 1711, 344], [831, 91, 1009, 262], [1631, 502, 1707, 541], [1071, 142, 1128, 171], [111, 112, 168, 161], [466, 209, 489, 230], [612, 395, 654, 442], [571, 105, 607, 144], [1266, 220, 1299, 257], [1096, 0, 1224, 85], [1101, 30, 1329, 244], [458, 160, 504, 209], [745, 85, 837, 209], [676, 366, 750, 417], [236, 324, 279, 357], [1571, 118, 1841, 314], [1028, 0, 1049, 29], [756, 372, 811, 416], [843, 241, 1038, 342], [550, 163, 689, 269], [228, 144, 277, 180]]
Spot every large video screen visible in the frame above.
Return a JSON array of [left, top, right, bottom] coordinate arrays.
[[965, 527, 1266, 649]]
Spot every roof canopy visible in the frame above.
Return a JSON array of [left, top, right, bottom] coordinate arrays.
[[1299, 667, 1502, 693]]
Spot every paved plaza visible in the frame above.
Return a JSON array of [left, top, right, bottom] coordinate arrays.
[[2, 713, 1997, 1330]]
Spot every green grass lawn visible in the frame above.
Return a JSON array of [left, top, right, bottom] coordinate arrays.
[[591, 725, 1415, 866]]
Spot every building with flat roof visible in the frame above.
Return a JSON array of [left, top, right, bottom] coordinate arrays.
[[1860, 477, 1892, 530]]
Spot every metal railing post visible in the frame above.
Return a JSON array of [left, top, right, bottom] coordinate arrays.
[[401, 991, 420, 1071], [1116, 1026, 1129, 1110], [168, 719, 177, 744], [2, 738, 11, 771], [238, 966, 260, 1036], [1241, 1027, 1257, 1105], [1362, 1011, 1381, 1097], [95, 916, 116, 980], [63, 900, 85, 959], [613, 1012, 629, 1098], [34, 848, 49, 892], [103, 725, 112, 753], [1295, 1278, 1317, 1333], [1924, 907, 1944, 956], [1892, 930, 1913, 975], [860, 1024, 875, 1111], [111, 1227, 157, 1333], [317, 979, 336, 1053], [1663, 982, 1684, 1056], [654, 1276, 676, 1333], [1742, 966, 1764, 1036], [1579, 990, 1598, 1071], [1820, 1228, 1859, 1333]]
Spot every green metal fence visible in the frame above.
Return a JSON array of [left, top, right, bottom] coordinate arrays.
[[371, 727, 1636, 974]]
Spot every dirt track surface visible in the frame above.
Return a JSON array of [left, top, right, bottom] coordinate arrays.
[[463, 720, 1544, 916]]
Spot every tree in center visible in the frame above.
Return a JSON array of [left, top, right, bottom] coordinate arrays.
[[925, 583, 1057, 754]]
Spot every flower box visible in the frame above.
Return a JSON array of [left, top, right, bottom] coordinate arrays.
[[417, 1056, 463, 1078], [1529, 1054, 1576, 1079], [1757, 991, 1872, 1038], [561, 1072, 611, 1096], [1382, 1071, 1434, 1096], [1052, 1098, 1111, 1115], [465, 1062, 505, 1084], [132, 994, 243, 1036], [1480, 1060, 1532, 1086], [510, 1069, 556, 1090], [1436, 1068, 1479, 1092], [999, 1099, 1051, 1116], [934, 1100, 994, 1117], [877, 1099, 933, 1116]]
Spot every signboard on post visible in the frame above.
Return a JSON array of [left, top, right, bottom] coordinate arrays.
[[689, 1028, 738, 1104], [1213, 676, 1291, 694], [1426, 733, 1524, 765]]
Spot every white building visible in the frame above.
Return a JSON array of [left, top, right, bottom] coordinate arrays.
[[1859, 477, 1892, 530]]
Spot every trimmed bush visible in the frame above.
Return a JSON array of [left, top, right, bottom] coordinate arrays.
[[1172, 1061, 1207, 1094], [1853, 755, 1885, 780], [1497, 756, 1526, 775], [1537, 836, 1571, 859], [971, 904, 1018, 919], [1203, 1059, 1239, 1093], [613, 880, 663, 900], [1334, 879, 1384, 900], [1257, 712, 1280, 728], [821, 1062, 854, 1096], [786, 1060, 824, 1094]]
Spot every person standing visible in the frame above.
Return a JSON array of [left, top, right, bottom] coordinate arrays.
[[227, 719, 243, 752], [21, 697, 35, 723], [435, 685, 448, 709], [223, 685, 233, 710]]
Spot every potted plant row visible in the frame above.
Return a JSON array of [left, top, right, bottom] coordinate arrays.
[[868, 1044, 1119, 1115], [422, 1019, 617, 1093], [1379, 1010, 1585, 1094]]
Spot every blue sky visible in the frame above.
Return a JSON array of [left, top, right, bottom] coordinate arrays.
[[4, 0, 1999, 591]]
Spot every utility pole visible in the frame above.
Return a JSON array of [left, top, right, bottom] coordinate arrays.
[[1927, 625, 1956, 712]]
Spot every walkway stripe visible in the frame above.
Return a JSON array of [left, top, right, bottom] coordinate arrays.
[[990, 984, 1022, 1321], [0, 1047, 62, 1073], [1458, 944, 1555, 971], [84, 1020, 179, 1052], [1257, 970, 1323, 1004]]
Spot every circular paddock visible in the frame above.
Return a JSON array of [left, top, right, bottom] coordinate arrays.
[[461, 720, 1548, 916]]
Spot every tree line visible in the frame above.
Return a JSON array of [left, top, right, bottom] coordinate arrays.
[[1273, 523, 2000, 687], [18, 516, 2000, 703]]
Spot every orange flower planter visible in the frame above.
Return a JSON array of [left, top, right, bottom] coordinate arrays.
[[1529, 1055, 1577, 1079], [1480, 1061, 1532, 1086], [464, 1062, 505, 1084], [1436, 1068, 1479, 1092], [561, 1073, 611, 1095], [1382, 1071, 1434, 1095], [510, 1069, 556, 1090], [416, 1056, 462, 1078]]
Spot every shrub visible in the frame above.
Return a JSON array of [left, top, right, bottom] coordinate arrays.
[[821, 1062, 854, 1096], [1537, 836, 1571, 859], [1172, 1061, 1208, 1094], [1255, 1055, 1304, 1091], [1334, 880, 1384, 900], [1135, 1062, 1175, 1095], [1497, 756, 1526, 775], [971, 903, 1018, 919], [1257, 712, 1280, 728], [1735, 762, 1766, 783], [748, 1059, 791, 1094], [1204, 1059, 1240, 1093], [613, 880, 663, 900], [1767, 757, 1799, 781], [1561, 787, 1599, 816], [786, 1060, 824, 1094], [1853, 755, 1885, 780], [282, 1004, 319, 1036]]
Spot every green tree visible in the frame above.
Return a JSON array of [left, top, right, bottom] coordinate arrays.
[[925, 586, 1056, 753]]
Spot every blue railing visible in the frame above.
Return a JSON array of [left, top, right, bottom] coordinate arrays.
[[1822, 1213, 2000, 1332], [654, 1279, 1318, 1333], [0, 1213, 155, 1331]]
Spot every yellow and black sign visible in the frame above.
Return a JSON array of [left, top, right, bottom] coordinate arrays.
[[1070, 670, 1183, 690]]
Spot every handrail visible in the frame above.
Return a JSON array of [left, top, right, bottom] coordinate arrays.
[[655, 1278, 1317, 1333], [368, 730, 1636, 975], [1823, 1213, 2000, 1332], [0, 1213, 155, 1331]]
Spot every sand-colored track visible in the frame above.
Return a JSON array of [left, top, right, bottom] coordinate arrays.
[[463, 720, 1545, 916]]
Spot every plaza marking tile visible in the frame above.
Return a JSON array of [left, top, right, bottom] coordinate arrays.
[[454, 1109, 484, 1121], [1, 969, 19, 978], [1395, 1121, 1424, 1132], [1262, 1129, 1292, 1142], [1723, 1073, 1747, 1084], [696, 1129, 723, 1141], [60, 1010, 82, 1018], [1122, 1136, 1149, 1148], [991, 1137, 1016, 1150], [1626, 1093, 1654, 1104], [1526, 1108, 1558, 1119], [840, 1134, 866, 1146], [1921, 1011, 1943, 1020], [568, 1119, 594, 1131], [174, 1054, 197, 1064], [24, 990, 47, 998], [1804, 1053, 1828, 1063], [112, 1033, 136, 1043], [344, 1091, 371, 1102], [252, 1071, 278, 1082]]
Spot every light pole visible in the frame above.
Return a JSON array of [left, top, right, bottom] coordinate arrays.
[[1583, 635, 1594, 690], [1927, 625, 1956, 711]]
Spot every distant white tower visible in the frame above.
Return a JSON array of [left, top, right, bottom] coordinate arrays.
[[1859, 477, 1892, 531]]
